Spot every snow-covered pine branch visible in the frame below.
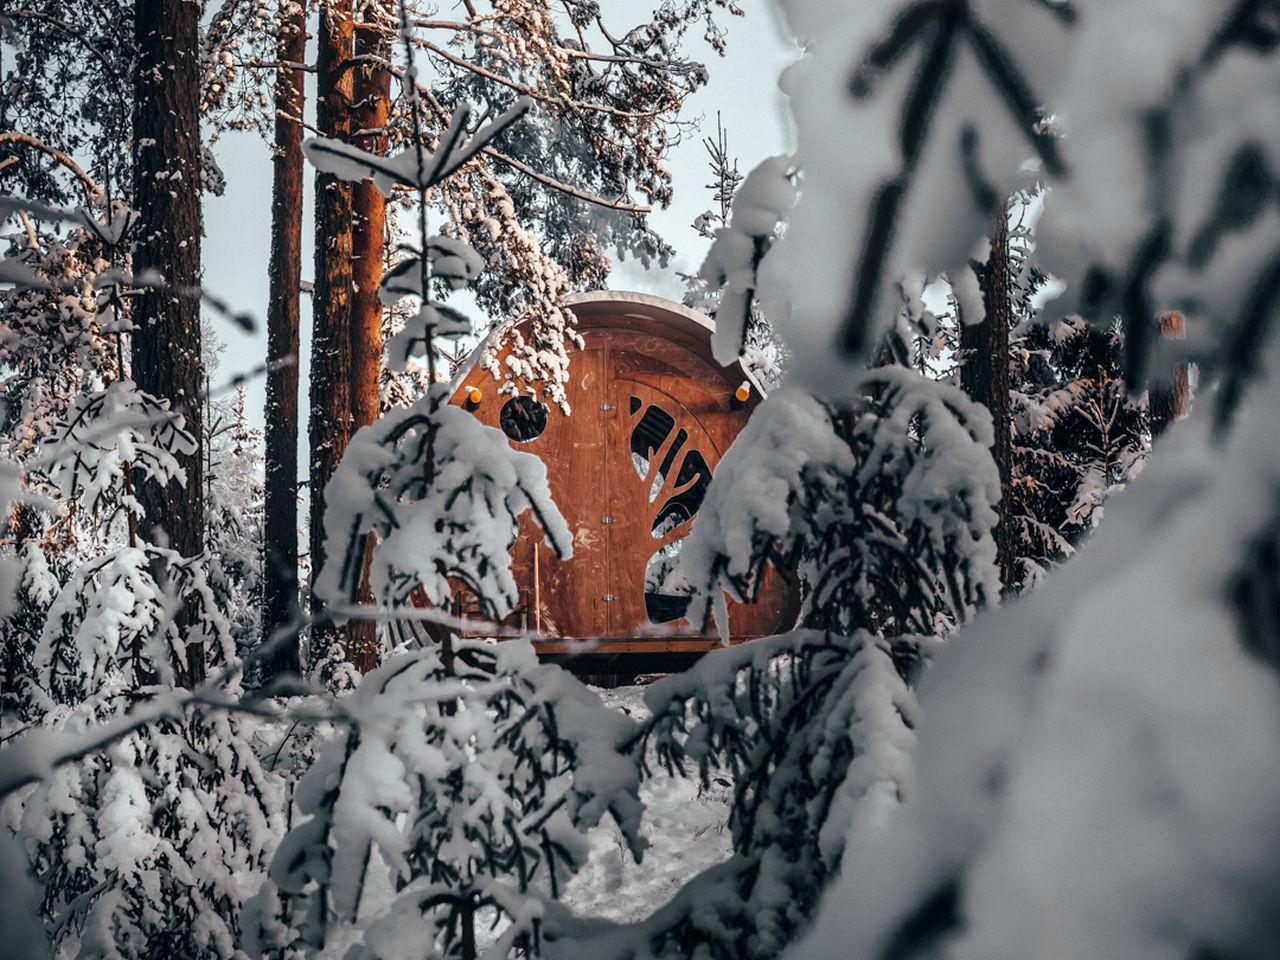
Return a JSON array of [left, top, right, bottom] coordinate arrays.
[[304, 99, 533, 198], [683, 370, 1000, 640], [546, 629, 919, 960], [32, 545, 236, 704], [315, 383, 570, 623], [380, 236, 484, 370], [42, 381, 197, 529]]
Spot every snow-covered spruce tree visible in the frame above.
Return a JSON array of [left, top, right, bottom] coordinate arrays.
[[0, 192, 132, 516], [0, 204, 124, 713], [550, 369, 998, 960], [5, 482, 284, 958], [300, 51, 537, 671], [887, 188, 1151, 594], [258, 94, 647, 959], [1007, 313, 1148, 587], [697, 150, 797, 389], [541, 180, 1000, 957], [9, 559, 284, 960], [266, 640, 646, 958], [934, 187, 1151, 592], [0, 239, 286, 956], [204, 385, 265, 659], [540, 628, 920, 960], [698, 2, 1280, 958]]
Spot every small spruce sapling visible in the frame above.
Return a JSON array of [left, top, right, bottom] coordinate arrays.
[[269, 639, 645, 958], [274, 32, 647, 954], [556, 152, 1002, 957]]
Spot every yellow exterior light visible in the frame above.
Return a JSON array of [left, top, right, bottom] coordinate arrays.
[[466, 386, 483, 406], [734, 383, 751, 404]]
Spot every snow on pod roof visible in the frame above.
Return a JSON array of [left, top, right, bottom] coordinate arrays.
[[450, 290, 766, 397]]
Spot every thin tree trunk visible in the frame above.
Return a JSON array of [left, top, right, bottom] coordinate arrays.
[[309, 0, 355, 667], [961, 206, 1016, 593], [261, 0, 307, 679], [132, 0, 206, 684], [1149, 312, 1192, 439], [345, 10, 391, 673]]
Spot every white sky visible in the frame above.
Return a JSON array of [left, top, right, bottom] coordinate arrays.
[[202, 6, 799, 426]]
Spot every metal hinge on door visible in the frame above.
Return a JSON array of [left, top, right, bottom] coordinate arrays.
[[601, 594, 617, 602], [600, 516, 615, 525], [600, 403, 615, 412]]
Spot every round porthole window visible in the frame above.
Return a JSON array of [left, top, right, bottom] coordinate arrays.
[[500, 396, 548, 442]]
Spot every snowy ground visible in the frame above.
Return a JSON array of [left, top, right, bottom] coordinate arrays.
[[560, 684, 735, 925]]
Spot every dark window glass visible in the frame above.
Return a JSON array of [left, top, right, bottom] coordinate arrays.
[[630, 403, 675, 480], [500, 396, 548, 442], [652, 449, 711, 538]]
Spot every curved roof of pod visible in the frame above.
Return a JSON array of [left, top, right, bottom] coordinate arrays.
[[451, 290, 766, 396]]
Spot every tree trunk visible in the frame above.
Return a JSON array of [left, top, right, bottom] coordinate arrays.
[[260, 0, 307, 679], [345, 11, 391, 673], [1149, 312, 1192, 439], [960, 207, 1016, 594], [309, 0, 355, 667], [132, 0, 206, 684]]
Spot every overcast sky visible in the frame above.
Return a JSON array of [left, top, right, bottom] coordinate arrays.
[[201, 5, 799, 426]]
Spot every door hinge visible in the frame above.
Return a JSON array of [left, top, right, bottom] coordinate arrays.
[[601, 594, 617, 602], [600, 403, 615, 412], [600, 516, 615, 525]]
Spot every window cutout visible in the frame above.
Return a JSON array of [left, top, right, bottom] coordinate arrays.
[[630, 403, 675, 480], [652, 449, 710, 538], [644, 537, 694, 624], [629, 395, 642, 415], [500, 396, 548, 442]]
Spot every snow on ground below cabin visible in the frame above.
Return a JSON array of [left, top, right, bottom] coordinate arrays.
[[560, 684, 735, 924]]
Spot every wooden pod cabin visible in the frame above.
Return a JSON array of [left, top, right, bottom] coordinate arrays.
[[450, 291, 797, 671]]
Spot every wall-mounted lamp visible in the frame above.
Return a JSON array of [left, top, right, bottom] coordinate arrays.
[[465, 386, 483, 410], [732, 382, 751, 408]]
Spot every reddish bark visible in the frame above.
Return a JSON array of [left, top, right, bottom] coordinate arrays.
[[309, 0, 355, 663], [260, 1, 307, 678], [344, 10, 392, 673]]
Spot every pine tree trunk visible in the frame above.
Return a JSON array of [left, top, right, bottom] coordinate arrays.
[[345, 12, 391, 673], [1149, 361, 1191, 438], [960, 207, 1016, 594], [260, 0, 307, 679], [132, 0, 206, 684], [309, 0, 355, 667]]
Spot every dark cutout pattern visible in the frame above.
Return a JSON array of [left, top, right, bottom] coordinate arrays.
[[499, 396, 548, 442], [628, 399, 714, 623], [629, 400, 675, 480]]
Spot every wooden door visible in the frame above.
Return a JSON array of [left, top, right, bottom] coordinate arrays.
[[516, 346, 610, 637]]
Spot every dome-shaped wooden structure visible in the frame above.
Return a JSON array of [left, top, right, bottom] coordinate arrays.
[[449, 291, 797, 669]]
